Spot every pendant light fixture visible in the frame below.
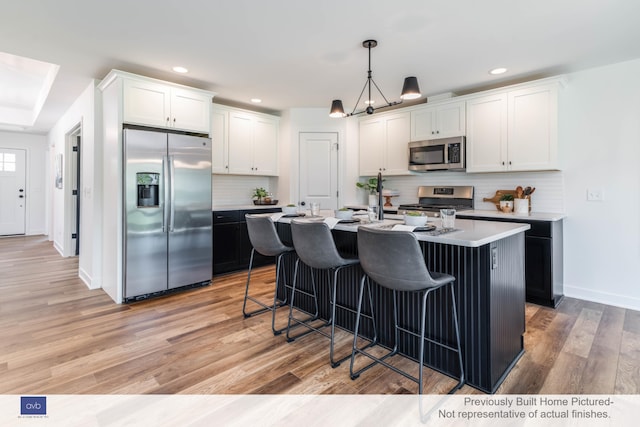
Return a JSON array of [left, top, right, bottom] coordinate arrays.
[[329, 40, 421, 118]]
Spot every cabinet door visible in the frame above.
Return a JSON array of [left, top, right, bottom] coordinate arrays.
[[252, 117, 278, 176], [227, 111, 255, 174], [466, 94, 508, 172], [384, 112, 411, 175], [525, 236, 553, 301], [410, 106, 436, 141], [123, 79, 171, 128], [435, 101, 466, 138], [508, 85, 558, 171], [212, 223, 241, 274], [359, 118, 385, 176], [211, 108, 228, 174], [170, 88, 211, 133]]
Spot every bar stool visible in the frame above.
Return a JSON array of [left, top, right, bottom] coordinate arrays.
[[244, 214, 295, 335], [350, 226, 465, 394], [287, 220, 376, 368]]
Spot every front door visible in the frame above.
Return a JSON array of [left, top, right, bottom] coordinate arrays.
[[298, 132, 339, 210], [0, 148, 26, 236]]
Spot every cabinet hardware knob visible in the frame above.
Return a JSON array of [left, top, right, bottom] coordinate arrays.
[[436, 130, 440, 134]]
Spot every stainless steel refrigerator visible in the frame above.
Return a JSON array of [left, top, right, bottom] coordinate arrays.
[[123, 128, 212, 300]]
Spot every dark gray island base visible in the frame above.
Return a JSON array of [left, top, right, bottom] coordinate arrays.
[[274, 218, 528, 394]]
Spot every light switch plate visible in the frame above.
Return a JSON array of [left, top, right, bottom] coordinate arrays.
[[587, 188, 604, 201]]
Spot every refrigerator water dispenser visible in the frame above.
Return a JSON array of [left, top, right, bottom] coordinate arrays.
[[137, 172, 159, 207]]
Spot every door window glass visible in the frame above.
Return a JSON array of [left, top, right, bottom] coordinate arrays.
[[0, 152, 17, 172]]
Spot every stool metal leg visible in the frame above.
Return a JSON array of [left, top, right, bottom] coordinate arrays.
[[351, 281, 465, 395], [285, 260, 327, 342], [329, 265, 375, 368], [243, 249, 289, 336], [271, 252, 291, 335], [448, 284, 465, 394]]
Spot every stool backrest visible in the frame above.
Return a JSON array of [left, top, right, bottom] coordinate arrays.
[[290, 220, 348, 270], [357, 227, 436, 291], [245, 214, 291, 257]]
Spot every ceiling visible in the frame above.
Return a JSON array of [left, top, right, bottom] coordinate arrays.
[[2, 0, 640, 134]]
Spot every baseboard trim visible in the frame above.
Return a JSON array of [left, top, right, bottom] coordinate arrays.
[[53, 241, 64, 256], [564, 284, 640, 312], [78, 267, 99, 289]]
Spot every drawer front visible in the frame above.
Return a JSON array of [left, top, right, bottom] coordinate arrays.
[[213, 210, 241, 224], [526, 221, 551, 238]]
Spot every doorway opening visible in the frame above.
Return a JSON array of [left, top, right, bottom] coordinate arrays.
[[64, 125, 81, 257]]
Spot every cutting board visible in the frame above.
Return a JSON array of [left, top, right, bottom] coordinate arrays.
[[483, 190, 517, 210]]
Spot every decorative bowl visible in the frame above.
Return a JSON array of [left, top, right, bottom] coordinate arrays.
[[282, 206, 298, 215], [335, 209, 354, 220], [404, 214, 428, 227]]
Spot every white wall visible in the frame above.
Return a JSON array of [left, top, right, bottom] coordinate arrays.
[[560, 59, 640, 310], [279, 108, 354, 208], [0, 131, 48, 235], [47, 80, 101, 289]]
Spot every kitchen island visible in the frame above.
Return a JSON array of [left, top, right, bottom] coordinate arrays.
[[270, 213, 530, 394]]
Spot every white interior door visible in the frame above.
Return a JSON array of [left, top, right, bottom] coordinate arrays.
[[299, 132, 338, 210], [0, 148, 27, 235]]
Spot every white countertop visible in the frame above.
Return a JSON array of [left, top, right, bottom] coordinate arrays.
[[269, 210, 530, 248], [213, 204, 283, 211], [345, 205, 565, 222], [457, 209, 566, 222]]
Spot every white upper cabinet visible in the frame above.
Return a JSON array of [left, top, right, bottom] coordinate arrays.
[[466, 81, 559, 173], [507, 85, 558, 171], [211, 108, 228, 174], [410, 100, 465, 141], [466, 93, 508, 172], [212, 105, 279, 176], [122, 75, 212, 133], [359, 111, 410, 176]]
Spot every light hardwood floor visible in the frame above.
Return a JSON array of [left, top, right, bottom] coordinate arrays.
[[1, 235, 638, 395]]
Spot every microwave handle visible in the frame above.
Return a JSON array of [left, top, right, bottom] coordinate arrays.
[[444, 143, 449, 164]]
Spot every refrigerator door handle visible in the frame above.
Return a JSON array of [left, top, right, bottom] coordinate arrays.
[[163, 155, 170, 232], [169, 155, 176, 232]]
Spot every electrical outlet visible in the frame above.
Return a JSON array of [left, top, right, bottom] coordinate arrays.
[[587, 188, 604, 201]]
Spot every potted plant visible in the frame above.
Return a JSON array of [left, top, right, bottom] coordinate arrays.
[[252, 187, 268, 204], [356, 177, 384, 206], [499, 194, 514, 213]]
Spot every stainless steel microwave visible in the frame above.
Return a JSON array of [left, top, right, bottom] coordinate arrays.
[[408, 136, 465, 172]]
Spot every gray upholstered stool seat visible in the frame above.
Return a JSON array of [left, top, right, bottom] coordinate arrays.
[[350, 226, 465, 394], [244, 214, 295, 335], [287, 220, 376, 368]]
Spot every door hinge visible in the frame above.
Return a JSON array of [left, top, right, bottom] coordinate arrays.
[[72, 146, 79, 152], [72, 189, 78, 195], [336, 190, 339, 197], [72, 233, 78, 239]]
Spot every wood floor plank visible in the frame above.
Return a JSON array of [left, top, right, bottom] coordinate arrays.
[[1, 235, 639, 396]]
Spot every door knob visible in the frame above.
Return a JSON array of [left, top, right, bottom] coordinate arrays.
[[300, 201, 306, 206]]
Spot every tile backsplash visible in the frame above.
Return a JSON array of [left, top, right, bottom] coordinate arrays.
[[212, 175, 278, 207], [368, 170, 565, 213]]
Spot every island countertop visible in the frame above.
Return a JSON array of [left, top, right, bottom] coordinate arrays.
[[269, 211, 530, 248]]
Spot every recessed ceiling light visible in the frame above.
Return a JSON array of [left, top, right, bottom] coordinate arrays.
[[489, 67, 507, 75], [251, 98, 262, 103], [172, 66, 189, 73]]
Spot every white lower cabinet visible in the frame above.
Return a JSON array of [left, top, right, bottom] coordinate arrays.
[[466, 82, 559, 173], [359, 112, 410, 176], [211, 106, 279, 176]]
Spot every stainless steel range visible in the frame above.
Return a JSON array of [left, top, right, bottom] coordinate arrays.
[[397, 185, 474, 217]]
